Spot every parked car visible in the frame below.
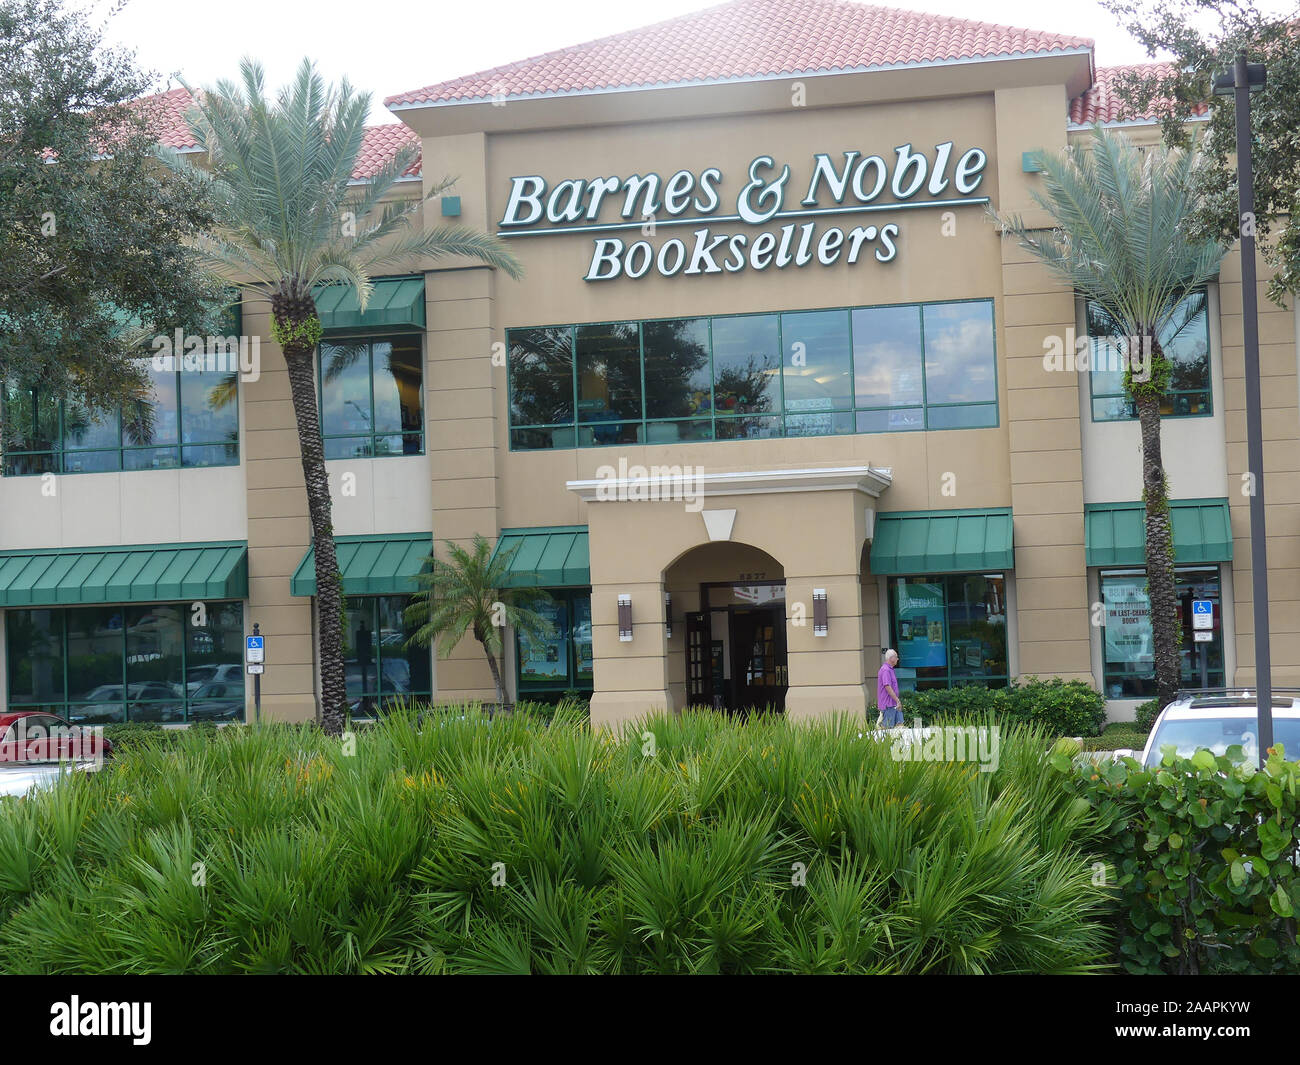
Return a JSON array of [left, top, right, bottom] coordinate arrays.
[[185, 663, 244, 696], [0, 711, 113, 764], [1119, 689, 1300, 768], [126, 681, 185, 723], [187, 681, 244, 722]]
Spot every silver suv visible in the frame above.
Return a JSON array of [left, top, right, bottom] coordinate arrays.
[[1128, 689, 1300, 768]]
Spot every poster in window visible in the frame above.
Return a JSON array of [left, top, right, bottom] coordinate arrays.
[[894, 581, 946, 668], [521, 600, 568, 681], [1103, 577, 1152, 667]]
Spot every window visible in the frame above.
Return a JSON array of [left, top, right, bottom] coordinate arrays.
[[1089, 291, 1211, 420], [1100, 566, 1225, 697], [3, 359, 240, 475], [344, 595, 431, 717], [320, 336, 423, 458], [5, 601, 245, 723], [516, 590, 593, 697], [507, 299, 997, 449], [887, 574, 1009, 690]]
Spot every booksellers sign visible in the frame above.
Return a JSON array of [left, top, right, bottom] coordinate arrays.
[[496, 142, 989, 282]]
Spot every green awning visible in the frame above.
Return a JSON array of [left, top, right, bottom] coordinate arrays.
[[869, 508, 1014, 575], [1084, 498, 1233, 567], [314, 277, 425, 333], [492, 527, 590, 588], [0, 541, 247, 607], [290, 533, 432, 597]]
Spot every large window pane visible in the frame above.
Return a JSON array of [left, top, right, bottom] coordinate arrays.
[[3, 386, 59, 454], [125, 604, 185, 722], [1101, 566, 1224, 697], [321, 340, 373, 438], [180, 368, 239, 448], [576, 323, 641, 443], [378, 595, 430, 696], [711, 314, 781, 416], [345, 599, 380, 701], [6, 609, 64, 705], [185, 601, 244, 722], [642, 318, 712, 420], [852, 305, 923, 409], [65, 606, 126, 723], [573, 596, 593, 685], [63, 402, 119, 453], [945, 574, 1008, 683], [1090, 292, 1211, 419], [124, 359, 179, 448], [922, 302, 996, 405], [926, 404, 998, 430], [372, 337, 423, 442], [509, 327, 574, 427], [781, 310, 852, 412]]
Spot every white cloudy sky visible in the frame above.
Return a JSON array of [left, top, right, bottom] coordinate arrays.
[[91, 0, 1293, 119]]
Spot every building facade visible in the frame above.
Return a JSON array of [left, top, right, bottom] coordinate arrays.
[[2, 0, 1296, 728]]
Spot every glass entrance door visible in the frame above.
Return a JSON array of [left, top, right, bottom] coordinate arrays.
[[729, 606, 788, 713]]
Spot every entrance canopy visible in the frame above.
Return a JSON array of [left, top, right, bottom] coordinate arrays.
[[869, 507, 1014, 575], [1084, 498, 1232, 567]]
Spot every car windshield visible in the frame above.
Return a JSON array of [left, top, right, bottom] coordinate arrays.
[[1146, 718, 1300, 766]]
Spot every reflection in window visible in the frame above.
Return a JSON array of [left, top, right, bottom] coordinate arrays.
[[6, 601, 244, 723], [3, 358, 240, 476], [509, 326, 574, 428], [1089, 290, 1211, 420], [888, 574, 1008, 690], [576, 323, 641, 446], [712, 314, 781, 419], [320, 335, 423, 459], [643, 318, 711, 421], [344, 595, 431, 718], [506, 299, 998, 449]]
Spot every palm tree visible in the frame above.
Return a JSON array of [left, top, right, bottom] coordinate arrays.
[[403, 535, 555, 709], [162, 59, 522, 734], [996, 125, 1226, 708]]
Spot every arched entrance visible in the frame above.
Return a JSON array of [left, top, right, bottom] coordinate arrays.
[[664, 541, 787, 713]]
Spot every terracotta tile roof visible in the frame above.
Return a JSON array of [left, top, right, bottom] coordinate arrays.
[[130, 87, 421, 179], [1069, 62, 1210, 125], [352, 123, 422, 179], [386, 0, 1094, 107]]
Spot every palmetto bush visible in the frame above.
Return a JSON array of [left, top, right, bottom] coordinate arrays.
[[0, 708, 1112, 974]]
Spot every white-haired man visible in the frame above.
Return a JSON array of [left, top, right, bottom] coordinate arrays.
[[876, 648, 903, 728]]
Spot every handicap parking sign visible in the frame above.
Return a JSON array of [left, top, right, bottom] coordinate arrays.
[[1191, 600, 1213, 630], [246, 634, 265, 663]]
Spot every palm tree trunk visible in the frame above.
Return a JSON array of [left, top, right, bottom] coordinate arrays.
[[1136, 338, 1181, 708], [272, 292, 347, 736], [482, 643, 506, 708]]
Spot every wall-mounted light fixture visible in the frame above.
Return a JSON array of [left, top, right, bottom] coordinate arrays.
[[618, 594, 633, 642], [664, 592, 673, 639], [813, 588, 828, 637]]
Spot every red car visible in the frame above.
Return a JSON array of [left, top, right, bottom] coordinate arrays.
[[0, 711, 113, 763]]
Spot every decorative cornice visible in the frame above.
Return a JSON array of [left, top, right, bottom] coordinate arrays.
[[566, 465, 893, 503]]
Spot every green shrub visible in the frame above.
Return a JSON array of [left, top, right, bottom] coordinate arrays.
[[1079, 723, 1149, 753], [1054, 742, 1300, 974], [0, 706, 1113, 974], [1134, 699, 1161, 732], [902, 677, 1106, 737]]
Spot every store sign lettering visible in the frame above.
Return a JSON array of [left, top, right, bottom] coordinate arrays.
[[497, 143, 989, 282]]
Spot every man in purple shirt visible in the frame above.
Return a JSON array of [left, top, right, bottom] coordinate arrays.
[[876, 649, 903, 727]]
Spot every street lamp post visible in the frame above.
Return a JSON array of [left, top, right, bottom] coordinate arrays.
[[1213, 52, 1271, 767]]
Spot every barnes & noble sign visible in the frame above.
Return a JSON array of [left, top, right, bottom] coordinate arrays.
[[496, 142, 989, 282]]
